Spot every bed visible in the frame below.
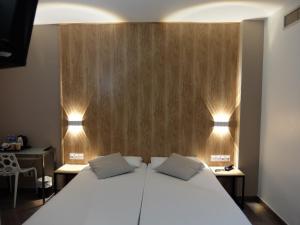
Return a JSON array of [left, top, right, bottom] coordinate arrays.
[[23, 163, 147, 225], [139, 163, 251, 225]]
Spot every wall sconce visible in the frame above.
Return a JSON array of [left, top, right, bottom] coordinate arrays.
[[68, 119, 83, 134], [214, 121, 229, 127], [68, 120, 83, 126], [213, 116, 230, 136]]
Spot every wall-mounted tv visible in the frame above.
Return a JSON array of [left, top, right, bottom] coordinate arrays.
[[0, 0, 38, 69]]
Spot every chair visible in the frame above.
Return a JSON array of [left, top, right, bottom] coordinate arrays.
[[0, 153, 37, 208]]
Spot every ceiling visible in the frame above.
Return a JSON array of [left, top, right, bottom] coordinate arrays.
[[35, 0, 286, 24]]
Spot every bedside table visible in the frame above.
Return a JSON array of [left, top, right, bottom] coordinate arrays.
[[210, 167, 245, 208], [54, 164, 87, 193]]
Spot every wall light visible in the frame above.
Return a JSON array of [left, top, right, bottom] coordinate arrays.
[[213, 121, 230, 136], [68, 112, 83, 121], [212, 112, 230, 136], [67, 111, 84, 135], [68, 120, 83, 126], [68, 119, 84, 135], [68, 119, 83, 134], [214, 121, 229, 127]]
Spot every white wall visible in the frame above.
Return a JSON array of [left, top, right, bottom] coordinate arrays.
[[259, 1, 300, 225], [0, 25, 61, 162], [35, 0, 283, 24], [239, 20, 264, 196]]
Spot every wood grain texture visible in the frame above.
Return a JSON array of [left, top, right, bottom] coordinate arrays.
[[60, 23, 241, 165]]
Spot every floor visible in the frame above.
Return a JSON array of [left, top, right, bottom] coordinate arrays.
[[243, 199, 286, 225], [0, 189, 43, 225], [0, 189, 286, 225]]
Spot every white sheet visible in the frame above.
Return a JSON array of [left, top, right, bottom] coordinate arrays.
[[140, 165, 251, 225], [23, 163, 147, 225]]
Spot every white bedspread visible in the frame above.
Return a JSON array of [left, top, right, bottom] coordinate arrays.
[[23, 163, 147, 225], [139, 165, 251, 225]]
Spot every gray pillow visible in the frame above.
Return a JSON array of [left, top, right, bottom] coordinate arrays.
[[156, 153, 204, 181], [89, 153, 134, 179]]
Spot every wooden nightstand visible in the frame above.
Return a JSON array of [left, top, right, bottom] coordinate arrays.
[[54, 164, 87, 193], [210, 167, 245, 208]]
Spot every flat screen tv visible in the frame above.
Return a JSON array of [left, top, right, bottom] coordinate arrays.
[[0, 0, 38, 69]]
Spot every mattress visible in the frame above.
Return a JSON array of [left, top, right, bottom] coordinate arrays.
[[23, 163, 147, 225], [139, 165, 251, 225]]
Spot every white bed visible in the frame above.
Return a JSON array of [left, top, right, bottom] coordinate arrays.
[[139, 164, 251, 225], [23, 163, 147, 225]]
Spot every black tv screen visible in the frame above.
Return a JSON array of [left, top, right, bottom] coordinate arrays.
[[0, 0, 38, 69]]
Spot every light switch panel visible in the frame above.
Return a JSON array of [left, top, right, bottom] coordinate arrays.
[[211, 155, 230, 162], [69, 153, 84, 160]]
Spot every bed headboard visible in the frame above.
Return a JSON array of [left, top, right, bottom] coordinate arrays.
[[60, 23, 241, 166]]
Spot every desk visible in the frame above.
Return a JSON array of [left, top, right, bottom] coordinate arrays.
[[0, 146, 54, 204]]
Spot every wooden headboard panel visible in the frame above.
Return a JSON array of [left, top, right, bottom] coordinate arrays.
[[60, 23, 241, 166]]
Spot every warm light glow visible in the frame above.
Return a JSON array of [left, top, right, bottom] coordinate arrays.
[[68, 112, 83, 122], [163, 1, 281, 23], [68, 125, 84, 135], [213, 126, 229, 136], [67, 112, 84, 135], [213, 112, 230, 123], [212, 112, 230, 136], [34, 2, 124, 24]]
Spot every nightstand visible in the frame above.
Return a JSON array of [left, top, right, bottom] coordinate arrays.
[[210, 167, 245, 208], [54, 164, 87, 193]]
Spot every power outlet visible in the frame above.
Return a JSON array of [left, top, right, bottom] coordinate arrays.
[[69, 153, 84, 160], [211, 155, 230, 162]]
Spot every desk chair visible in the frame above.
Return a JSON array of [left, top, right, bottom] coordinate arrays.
[[0, 153, 37, 208]]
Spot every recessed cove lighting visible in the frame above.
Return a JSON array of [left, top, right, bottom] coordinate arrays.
[[163, 1, 282, 23], [34, 3, 124, 25]]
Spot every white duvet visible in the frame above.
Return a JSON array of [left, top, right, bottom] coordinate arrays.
[[139, 165, 251, 225], [23, 163, 147, 225], [24, 163, 251, 225]]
